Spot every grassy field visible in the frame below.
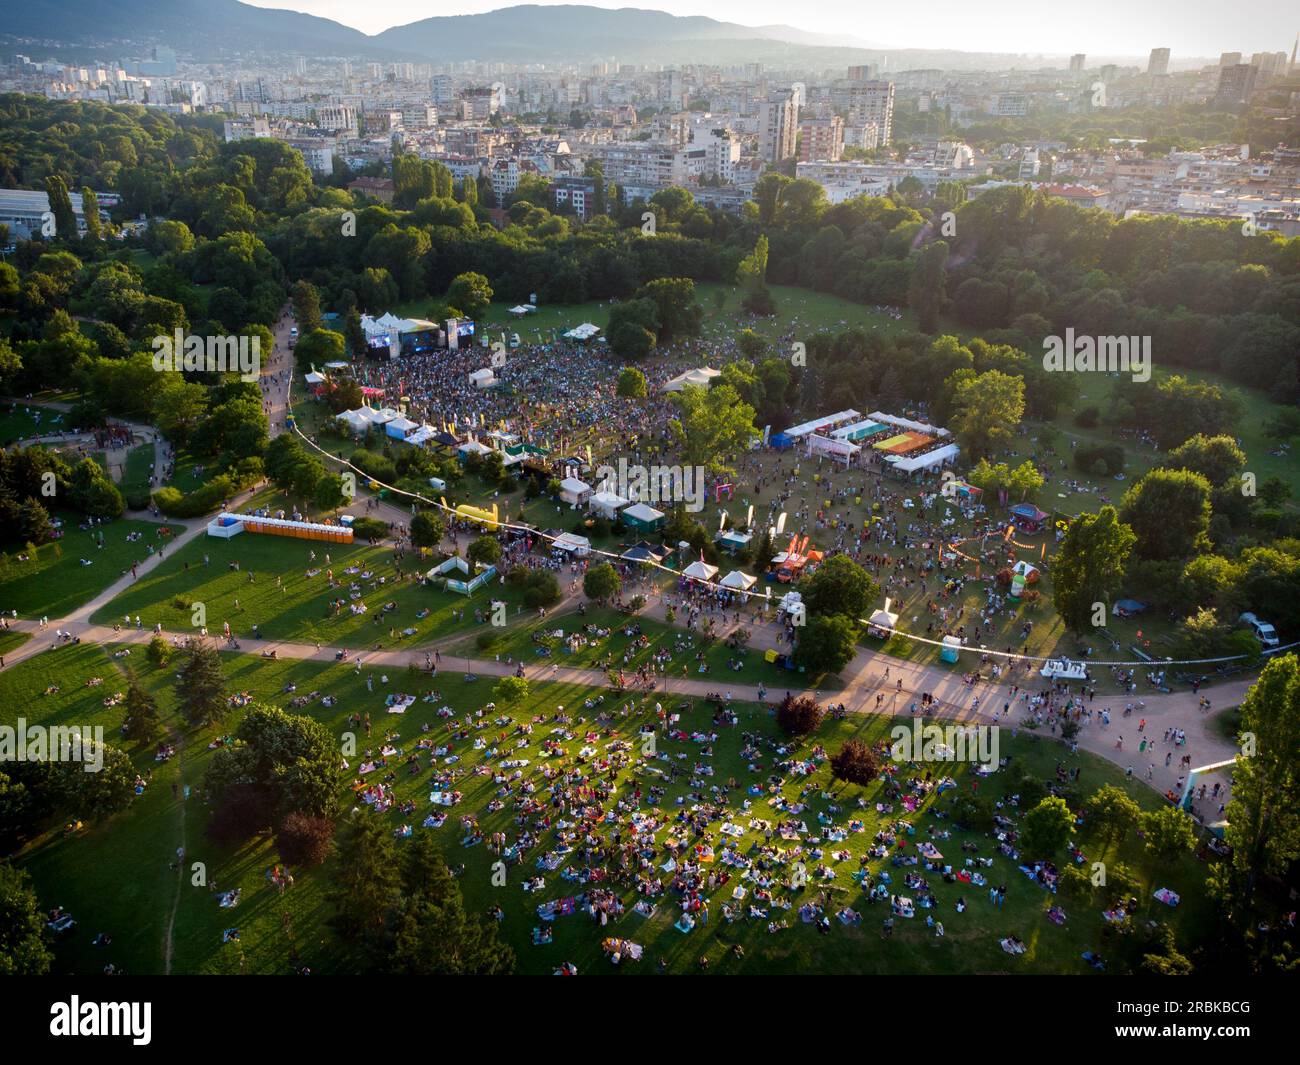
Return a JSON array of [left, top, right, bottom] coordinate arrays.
[[0, 516, 184, 619], [0, 402, 69, 446], [119, 444, 156, 502], [90, 529, 539, 651], [5, 643, 1219, 976]]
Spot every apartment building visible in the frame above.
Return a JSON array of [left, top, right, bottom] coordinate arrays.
[[798, 116, 844, 162], [758, 90, 798, 163]]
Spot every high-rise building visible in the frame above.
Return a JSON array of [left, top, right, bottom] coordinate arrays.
[[759, 90, 798, 162], [1219, 52, 1242, 67], [847, 64, 878, 81], [1069, 53, 1086, 73], [1147, 47, 1171, 77], [798, 116, 844, 162], [831, 79, 895, 146], [1216, 62, 1258, 105]]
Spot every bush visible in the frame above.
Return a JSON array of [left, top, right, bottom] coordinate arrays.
[[350, 516, 389, 541], [475, 630, 499, 651], [521, 569, 561, 609], [276, 812, 334, 867], [776, 694, 824, 736], [1074, 406, 1100, 428], [1075, 443, 1125, 477], [146, 634, 171, 668], [829, 739, 879, 785], [153, 474, 237, 518]]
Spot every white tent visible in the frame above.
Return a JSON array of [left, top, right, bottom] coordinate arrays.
[[682, 559, 719, 582], [469, 368, 496, 388], [663, 367, 722, 392], [719, 569, 757, 591], [508, 304, 537, 317], [621, 502, 665, 525], [304, 370, 327, 386], [867, 597, 899, 638], [406, 426, 436, 446], [558, 477, 592, 505], [588, 489, 629, 519], [370, 407, 400, 426], [457, 439, 493, 456], [551, 532, 591, 556], [336, 409, 369, 433], [386, 416, 418, 439], [562, 323, 601, 341]]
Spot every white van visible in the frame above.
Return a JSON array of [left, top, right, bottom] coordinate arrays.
[[1239, 612, 1280, 649]]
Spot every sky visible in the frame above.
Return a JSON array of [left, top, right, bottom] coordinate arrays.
[[242, 0, 1297, 58]]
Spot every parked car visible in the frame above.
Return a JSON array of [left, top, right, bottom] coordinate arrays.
[[1239, 612, 1280, 649]]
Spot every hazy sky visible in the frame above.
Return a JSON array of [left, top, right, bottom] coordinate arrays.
[[244, 0, 1296, 57]]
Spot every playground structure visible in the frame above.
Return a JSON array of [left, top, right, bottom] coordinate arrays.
[[206, 513, 354, 544], [768, 534, 823, 583]]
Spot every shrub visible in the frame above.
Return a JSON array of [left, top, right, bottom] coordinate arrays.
[[350, 516, 389, 541], [146, 634, 171, 667], [276, 812, 334, 867], [829, 739, 879, 785], [475, 630, 499, 651], [776, 694, 824, 736]]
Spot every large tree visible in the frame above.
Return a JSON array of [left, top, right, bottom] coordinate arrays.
[[668, 383, 755, 478], [802, 554, 879, 622], [1120, 468, 1212, 561], [945, 368, 1025, 462], [1052, 506, 1137, 633], [0, 863, 52, 975], [175, 640, 227, 727]]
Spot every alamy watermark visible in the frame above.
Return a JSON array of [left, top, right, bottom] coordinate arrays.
[[152, 329, 261, 381], [889, 719, 1000, 769], [0, 718, 105, 772], [593, 458, 706, 513], [1042, 328, 1150, 383]]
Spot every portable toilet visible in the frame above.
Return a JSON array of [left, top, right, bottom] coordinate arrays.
[[940, 635, 962, 664]]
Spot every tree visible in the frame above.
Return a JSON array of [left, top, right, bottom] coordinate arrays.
[[802, 555, 879, 621], [830, 739, 879, 786], [331, 810, 402, 942], [1083, 784, 1142, 846], [1052, 506, 1137, 633], [446, 272, 493, 320], [293, 328, 345, 371], [147, 633, 171, 668], [583, 561, 621, 604], [1120, 468, 1212, 561], [389, 836, 514, 974], [1161, 434, 1246, 488], [636, 278, 702, 341], [908, 239, 948, 334], [43, 175, 76, 241], [776, 693, 824, 736], [668, 383, 756, 478], [277, 812, 335, 866], [616, 367, 647, 399], [491, 675, 529, 708], [314, 473, 347, 512], [291, 279, 323, 333], [1141, 806, 1197, 862], [794, 614, 859, 676], [410, 510, 446, 550], [203, 706, 338, 833], [466, 535, 502, 568], [121, 673, 162, 743], [175, 640, 226, 727], [945, 368, 1025, 461], [80, 186, 100, 241], [1020, 796, 1075, 859], [57, 741, 136, 819], [0, 863, 52, 976], [1209, 654, 1300, 917]]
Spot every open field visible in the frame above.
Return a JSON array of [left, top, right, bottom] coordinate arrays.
[[4, 644, 1219, 976], [0, 515, 183, 619]]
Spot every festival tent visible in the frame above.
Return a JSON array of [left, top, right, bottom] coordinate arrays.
[[873, 433, 911, 451], [562, 323, 601, 341], [469, 368, 496, 388], [880, 431, 935, 455], [369, 407, 400, 426], [1008, 503, 1049, 532], [663, 367, 722, 392], [559, 477, 592, 506], [886, 443, 960, 475], [508, 305, 537, 317], [433, 431, 459, 449], [551, 532, 591, 556], [832, 419, 887, 441], [867, 597, 899, 638], [336, 409, 369, 434], [385, 416, 419, 439], [719, 569, 757, 591], [303, 370, 327, 395], [716, 529, 752, 552], [868, 411, 951, 438], [1112, 599, 1148, 617], [682, 559, 719, 582], [405, 426, 437, 446], [807, 434, 859, 465], [621, 541, 670, 564], [456, 439, 493, 458], [588, 489, 629, 519], [783, 410, 862, 440], [621, 502, 665, 531]]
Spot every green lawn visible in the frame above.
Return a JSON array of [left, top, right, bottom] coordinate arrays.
[[0, 403, 69, 446], [0, 517, 184, 618], [4, 643, 1219, 975], [120, 444, 156, 502], [90, 529, 530, 651]]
